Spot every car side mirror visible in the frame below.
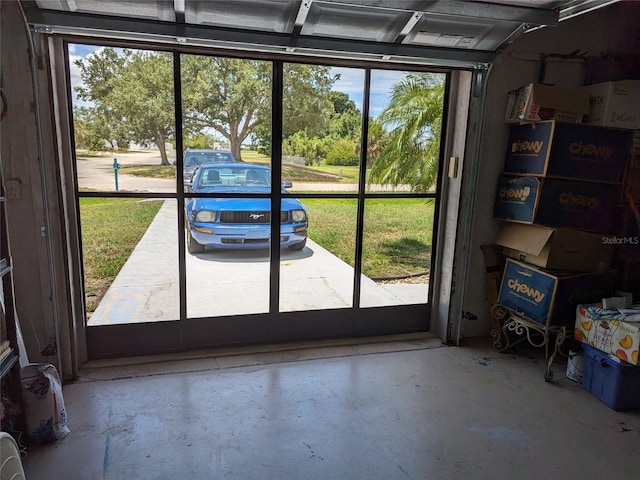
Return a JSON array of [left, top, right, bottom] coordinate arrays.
[[282, 180, 292, 189], [172, 160, 177, 165]]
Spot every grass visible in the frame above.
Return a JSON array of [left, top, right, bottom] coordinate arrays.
[[76, 150, 108, 158], [305, 198, 435, 278], [119, 165, 177, 178], [79, 197, 163, 312]]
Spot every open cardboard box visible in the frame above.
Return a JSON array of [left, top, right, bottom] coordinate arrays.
[[505, 83, 590, 124], [496, 223, 613, 273]]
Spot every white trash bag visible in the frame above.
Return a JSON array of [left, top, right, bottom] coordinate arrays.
[[21, 363, 70, 443]]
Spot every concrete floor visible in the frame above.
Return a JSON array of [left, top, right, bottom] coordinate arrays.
[[21, 335, 640, 480]]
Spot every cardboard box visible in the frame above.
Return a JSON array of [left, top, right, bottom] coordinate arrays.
[[581, 344, 640, 411], [481, 244, 505, 331], [493, 175, 622, 235], [505, 83, 590, 124], [574, 304, 640, 365], [503, 121, 631, 183], [581, 80, 640, 130], [623, 150, 640, 200], [497, 259, 609, 326], [496, 223, 613, 272]]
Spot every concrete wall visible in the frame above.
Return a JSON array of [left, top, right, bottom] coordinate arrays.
[[460, 1, 640, 338]]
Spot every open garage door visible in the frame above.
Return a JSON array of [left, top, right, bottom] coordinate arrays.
[[65, 43, 447, 359]]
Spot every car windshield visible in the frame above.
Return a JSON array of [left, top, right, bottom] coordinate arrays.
[[196, 166, 271, 188], [184, 151, 235, 167]]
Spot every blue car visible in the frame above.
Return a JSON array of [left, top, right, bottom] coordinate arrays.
[[185, 163, 308, 253]]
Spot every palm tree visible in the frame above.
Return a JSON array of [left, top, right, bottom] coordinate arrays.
[[369, 73, 445, 192]]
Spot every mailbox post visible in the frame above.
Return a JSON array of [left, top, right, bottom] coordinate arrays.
[[113, 157, 120, 191]]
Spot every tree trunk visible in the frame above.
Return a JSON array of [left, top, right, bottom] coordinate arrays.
[[156, 134, 170, 166], [231, 141, 243, 162]]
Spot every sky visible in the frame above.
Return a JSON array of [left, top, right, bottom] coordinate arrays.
[[68, 43, 434, 120]]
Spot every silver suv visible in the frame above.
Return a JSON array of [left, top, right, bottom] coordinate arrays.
[[182, 149, 237, 188]]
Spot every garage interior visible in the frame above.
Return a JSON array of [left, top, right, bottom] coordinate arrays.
[[1, 1, 640, 479]]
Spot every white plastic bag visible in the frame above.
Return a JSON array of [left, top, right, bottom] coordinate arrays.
[[21, 363, 70, 443]]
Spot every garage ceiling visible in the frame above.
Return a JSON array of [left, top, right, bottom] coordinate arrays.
[[25, 0, 620, 67]]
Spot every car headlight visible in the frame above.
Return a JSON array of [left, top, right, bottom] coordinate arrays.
[[195, 210, 217, 222], [291, 209, 307, 223]]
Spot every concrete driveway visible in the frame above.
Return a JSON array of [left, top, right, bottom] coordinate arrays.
[[88, 200, 428, 325]]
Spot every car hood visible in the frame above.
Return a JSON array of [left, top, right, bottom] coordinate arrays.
[[190, 196, 306, 212]]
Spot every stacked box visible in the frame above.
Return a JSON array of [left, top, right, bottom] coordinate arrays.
[[493, 175, 622, 235], [580, 80, 640, 130], [581, 344, 640, 411], [497, 259, 609, 326], [503, 121, 631, 183], [574, 304, 640, 365], [496, 223, 613, 272], [505, 83, 589, 124]]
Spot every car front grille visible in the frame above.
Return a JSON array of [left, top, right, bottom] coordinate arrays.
[[220, 211, 289, 224]]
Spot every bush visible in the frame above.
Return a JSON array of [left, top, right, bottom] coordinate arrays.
[[326, 138, 359, 166]]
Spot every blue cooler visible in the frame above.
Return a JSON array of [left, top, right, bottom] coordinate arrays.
[[581, 344, 640, 411]]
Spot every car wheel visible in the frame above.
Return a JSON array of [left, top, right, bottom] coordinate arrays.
[[187, 228, 205, 254], [288, 238, 306, 251]]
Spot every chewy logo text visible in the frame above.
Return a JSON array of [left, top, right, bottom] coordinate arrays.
[[507, 278, 545, 303], [512, 140, 544, 154], [499, 186, 531, 201], [559, 192, 601, 210], [569, 141, 613, 159]]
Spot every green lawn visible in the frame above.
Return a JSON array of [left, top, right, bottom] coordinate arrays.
[[119, 165, 177, 178], [305, 198, 434, 278]]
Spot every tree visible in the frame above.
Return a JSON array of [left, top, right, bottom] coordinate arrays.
[[327, 91, 361, 141], [182, 56, 271, 161], [369, 73, 445, 192], [74, 48, 128, 152], [75, 50, 338, 163], [184, 133, 217, 150], [112, 51, 175, 164], [73, 106, 108, 151], [283, 64, 336, 138], [283, 131, 328, 166], [363, 117, 388, 168], [75, 48, 175, 165], [250, 63, 338, 157]]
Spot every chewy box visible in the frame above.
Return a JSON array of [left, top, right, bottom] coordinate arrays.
[[498, 259, 609, 326], [503, 121, 631, 183], [574, 305, 640, 365], [581, 344, 640, 411], [493, 175, 622, 235]]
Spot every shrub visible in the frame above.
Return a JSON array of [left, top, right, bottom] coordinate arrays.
[[326, 138, 359, 166]]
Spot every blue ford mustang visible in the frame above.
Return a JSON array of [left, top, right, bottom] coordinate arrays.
[[185, 163, 308, 253]]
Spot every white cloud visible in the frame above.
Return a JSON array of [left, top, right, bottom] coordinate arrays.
[[68, 44, 108, 107]]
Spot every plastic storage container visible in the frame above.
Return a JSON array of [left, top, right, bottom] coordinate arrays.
[[581, 344, 640, 411]]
